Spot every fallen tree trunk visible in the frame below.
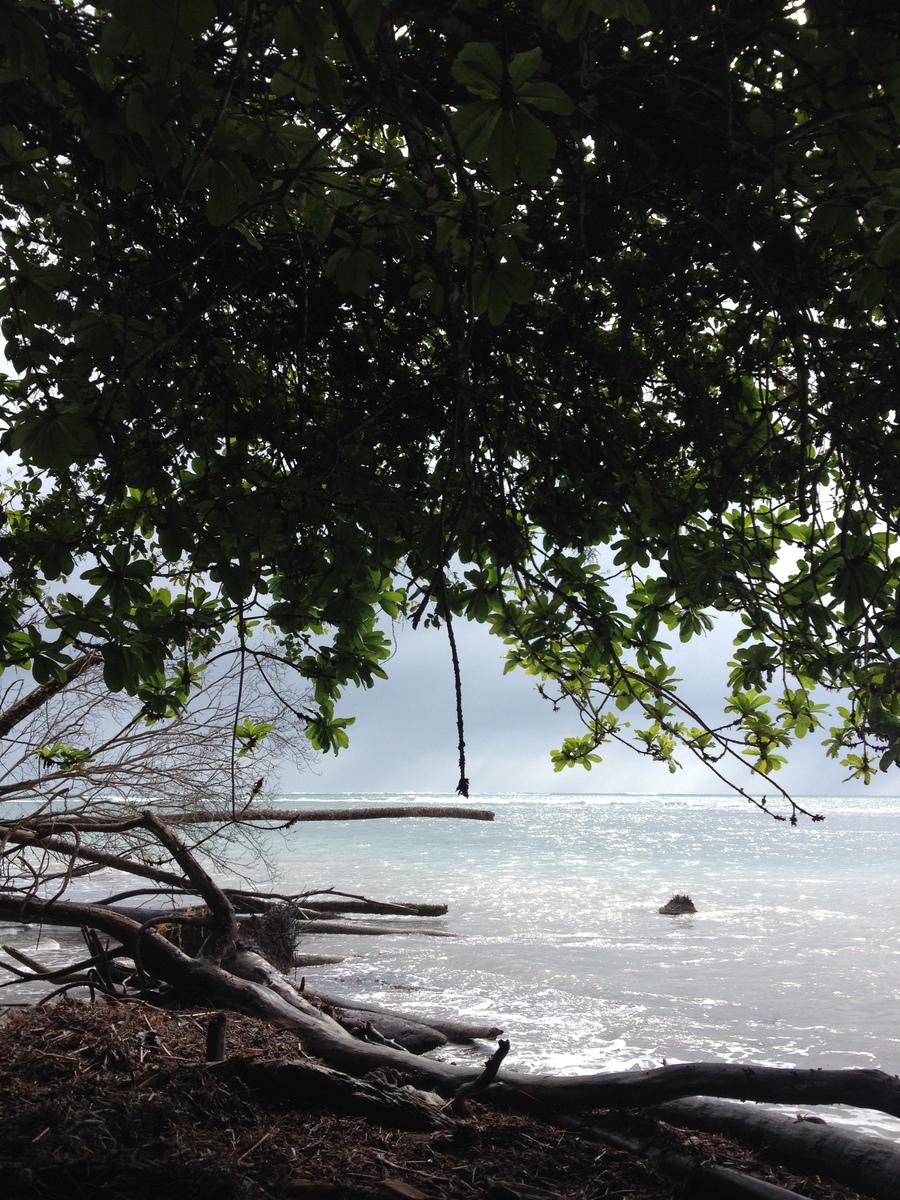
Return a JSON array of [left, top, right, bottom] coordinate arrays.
[[223, 946, 447, 1053], [328, 1008, 449, 1053], [296, 899, 449, 916], [97, 908, 452, 938], [215, 1056, 451, 1131], [486, 1061, 900, 1121], [553, 1111, 807, 1200], [304, 987, 504, 1043], [652, 1096, 900, 1200], [293, 919, 454, 937], [92, 887, 448, 918], [19, 806, 495, 835]]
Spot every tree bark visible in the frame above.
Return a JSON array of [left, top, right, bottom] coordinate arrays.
[[0, 824, 190, 891], [304, 987, 503, 1043], [141, 811, 237, 960], [106, 907, 455, 938], [294, 919, 454, 937], [652, 1096, 900, 1200], [0, 652, 99, 739], [485, 1060, 900, 1121], [328, 1008, 448, 1053], [20, 805, 494, 834], [222, 945, 347, 1029], [214, 1056, 451, 1131], [296, 899, 449, 917], [553, 1112, 807, 1200]]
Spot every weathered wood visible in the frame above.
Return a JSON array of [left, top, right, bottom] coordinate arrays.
[[484, 1061, 900, 1122], [21, 805, 495, 834], [330, 1007, 447, 1053], [205, 1012, 227, 1062], [223, 946, 344, 1028], [293, 954, 345, 967], [294, 919, 454, 937], [104, 906, 453, 939], [214, 1056, 451, 1131], [304, 988, 504, 1043], [653, 1096, 900, 1200], [553, 1112, 807, 1200], [452, 1040, 510, 1115], [0, 944, 131, 985], [140, 812, 237, 961], [297, 899, 449, 917]]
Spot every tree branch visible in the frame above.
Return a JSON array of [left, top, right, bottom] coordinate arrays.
[[0, 653, 99, 739]]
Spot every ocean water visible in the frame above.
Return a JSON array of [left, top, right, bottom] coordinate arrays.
[[242, 791, 900, 1140], [4, 791, 900, 1139]]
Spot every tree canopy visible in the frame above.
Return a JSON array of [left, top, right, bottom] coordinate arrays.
[[2, 0, 900, 812]]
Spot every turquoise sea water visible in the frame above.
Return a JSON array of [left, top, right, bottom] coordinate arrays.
[[5, 791, 900, 1139]]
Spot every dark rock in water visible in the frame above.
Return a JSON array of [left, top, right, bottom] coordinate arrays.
[[658, 893, 696, 915]]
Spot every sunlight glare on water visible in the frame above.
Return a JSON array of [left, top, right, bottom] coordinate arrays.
[[248, 791, 900, 1139]]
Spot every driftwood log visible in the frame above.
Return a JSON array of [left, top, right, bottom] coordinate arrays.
[[653, 1097, 900, 1200], [101, 907, 454, 940], [16, 806, 494, 835], [287, 919, 454, 937], [215, 1056, 451, 1131], [327, 1009, 448, 1053], [294, 898, 449, 916], [554, 1111, 808, 1200], [303, 987, 504, 1044]]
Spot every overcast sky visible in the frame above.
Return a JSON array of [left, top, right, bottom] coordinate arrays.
[[282, 615, 899, 799]]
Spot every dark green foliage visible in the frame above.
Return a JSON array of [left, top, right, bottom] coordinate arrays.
[[2, 0, 900, 804]]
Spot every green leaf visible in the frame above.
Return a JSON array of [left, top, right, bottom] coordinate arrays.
[[206, 161, 240, 226], [106, 0, 216, 80], [0, 126, 26, 163], [516, 80, 575, 115], [452, 42, 504, 99], [325, 246, 383, 295], [101, 645, 126, 693], [542, 0, 594, 41], [510, 108, 558, 184], [7, 412, 98, 470], [345, 0, 384, 48], [451, 101, 502, 163], [487, 112, 518, 190], [507, 48, 543, 90], [473, 259, 534, 324], [875, 222, 900, 267]]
